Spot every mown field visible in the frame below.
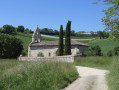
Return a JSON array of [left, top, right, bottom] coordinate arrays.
[[0, 60, 78, 90]]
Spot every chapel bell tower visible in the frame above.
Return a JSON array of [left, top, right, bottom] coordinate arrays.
[[32, 25, 41, 43]]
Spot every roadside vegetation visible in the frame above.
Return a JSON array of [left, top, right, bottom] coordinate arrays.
[[0, 60, 78, 90], [74, 56, 113, 70], [107, 57, 119, 90]]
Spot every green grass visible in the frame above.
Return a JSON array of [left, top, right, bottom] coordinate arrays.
[[0, 60, 78, 90], [42, 36, 58, 41], [107, 57, 119, 90], [88, 39, 119, 56], [74, 56, 113, 69]]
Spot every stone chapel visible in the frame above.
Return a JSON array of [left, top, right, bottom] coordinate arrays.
[[28, 26, 89, 57]]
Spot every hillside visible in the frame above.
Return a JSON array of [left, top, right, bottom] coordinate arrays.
[[87, 39, 119, 55]]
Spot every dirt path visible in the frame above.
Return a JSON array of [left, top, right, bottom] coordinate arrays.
[[63, 66, 109, 90]]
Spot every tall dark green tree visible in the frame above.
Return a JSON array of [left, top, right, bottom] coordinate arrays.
[[58, 25, 63, 56], [64, 21, 71, 55]]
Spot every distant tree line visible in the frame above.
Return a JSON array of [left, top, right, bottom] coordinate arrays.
[[0, 25, 33, 35], [0, 24, 110, 39]]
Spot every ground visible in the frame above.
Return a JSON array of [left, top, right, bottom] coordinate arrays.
[[63, 66, 108, 90]]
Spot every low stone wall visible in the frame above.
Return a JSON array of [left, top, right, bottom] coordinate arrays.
[[18, 55, 75, 62]]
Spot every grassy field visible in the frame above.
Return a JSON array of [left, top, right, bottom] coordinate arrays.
[[107, 57, 119, 90], [74, 56, 113, 70], [87, 39, 119, 56], [0, 60, 78, 90]]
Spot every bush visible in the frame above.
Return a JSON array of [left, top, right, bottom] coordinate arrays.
[[85, 45, 102, 56], [114, 46, 119, 56], [107, 50, 113, 57], [37, 52, 44, 57], [0, 33, 23, 58]]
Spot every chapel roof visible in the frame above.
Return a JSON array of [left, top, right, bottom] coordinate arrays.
[[30, 40, 89, 47]]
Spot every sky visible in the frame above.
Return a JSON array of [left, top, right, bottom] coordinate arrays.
[[0, 0, 109, 32]]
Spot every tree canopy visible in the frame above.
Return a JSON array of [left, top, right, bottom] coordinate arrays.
[[96, 0, 119, 38]]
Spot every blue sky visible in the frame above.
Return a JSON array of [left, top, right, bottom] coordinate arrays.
[[0, 0, 109, 32]]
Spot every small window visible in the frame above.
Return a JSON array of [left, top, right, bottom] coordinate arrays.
[[49, 53, 51, 56]]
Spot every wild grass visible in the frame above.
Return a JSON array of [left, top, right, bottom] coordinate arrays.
[[107, 57, 119, 90], [0, 60, 78, 90], [74, 56, 113, 69]]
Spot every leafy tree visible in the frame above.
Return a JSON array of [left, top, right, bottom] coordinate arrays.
[[54, 30, 59, 35], [0, 33, 23, 58], [97, 31, 103, 39], [58, 25, 64, 56], [2, 25, 16, 34], [71, 30, 75, 36], [64, 21, 71, 55], [95, 0, 119, 38], [17, 25, 25, 32]]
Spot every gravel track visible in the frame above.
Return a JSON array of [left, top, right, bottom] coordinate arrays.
[[63, 66, 109, 90]]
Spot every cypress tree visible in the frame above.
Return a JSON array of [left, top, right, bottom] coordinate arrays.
[[64, 21, 71, 55], [58, 25, 64, 56]]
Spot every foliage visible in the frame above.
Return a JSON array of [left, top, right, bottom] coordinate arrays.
[[96, 0, 119, 38], [0, 61, 78, 90], [0, 33, 23, 58], [58, 25, 64, 56], [0, 25, 33, 34], [107, 50, 113, 57], [65, 21, 71, 55], [97, 31, 109, 39], [114, 46, 119, 56], [1, 25, 16, 34], [74, 56, 113, 69], [17, 25, 25, 32], [85, 45, 102, 56], [37, 52, 44, 57], [107, 57, 119, 90]]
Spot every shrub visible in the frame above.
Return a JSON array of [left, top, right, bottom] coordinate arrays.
[[37, 52, 44, 57], [107, 50, 113, 57], [85, 45, 102, 56], [114, 46, 119, 56], [0, 33, 23, 58]]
